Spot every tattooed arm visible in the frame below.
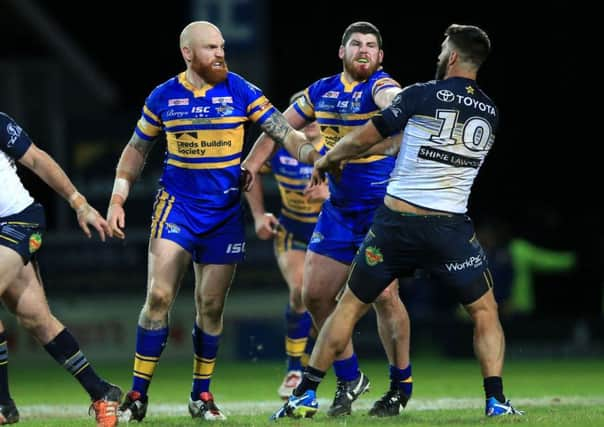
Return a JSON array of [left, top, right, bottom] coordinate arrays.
[[259, 110, 321, 164], [107, 132, 158, 239]]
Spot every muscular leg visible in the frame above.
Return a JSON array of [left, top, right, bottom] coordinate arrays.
[[463, 288, 520, 415], [1, 261, 62, 343], [125, 238, 191, 403], [276, 249, 313, 396], [310, 287, 371, 371], [373, 280, 410, 368], [277, 249, 306, 313], [464, 288, 504, 377], [140, 238, 191, 328], [192, 263, 236, 334], [372, 280, 413, 412], [0, 247, 24, 297], [303, 251, 370, 416], [302, 251, 354, 360], [2, 261, 114, 401], [189, 263, 235, 402]]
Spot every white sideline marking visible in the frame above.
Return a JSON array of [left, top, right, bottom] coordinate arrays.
[[19, 396, 604, 418]]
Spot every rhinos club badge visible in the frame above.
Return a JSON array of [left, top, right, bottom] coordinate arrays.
[[364, 246, 383, 266], [29, 232, 42, 253]]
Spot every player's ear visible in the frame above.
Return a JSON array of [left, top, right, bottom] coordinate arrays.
[[338, 45, 345, 60], [181, 46, 192, 62], [448, 50, 457, 66]]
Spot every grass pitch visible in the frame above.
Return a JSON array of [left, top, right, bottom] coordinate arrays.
[[9, 356, 604, 426]]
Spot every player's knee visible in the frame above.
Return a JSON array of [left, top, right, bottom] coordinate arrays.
[[301, 290, 328, 319], [198, 295, 225, 320], [374, 284, 399, 306], [146, 287, 175, 314], [465, 288, 498, 321], [16, 309, 52, 333]]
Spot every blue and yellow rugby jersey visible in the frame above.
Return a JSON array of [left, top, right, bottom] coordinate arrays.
[[292, 70, 399, 211], [135, 71, 276, 208], [265, 141, 326, 237]]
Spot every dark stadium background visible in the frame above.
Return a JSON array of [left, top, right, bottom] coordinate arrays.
[[1, 1, 598, 359]]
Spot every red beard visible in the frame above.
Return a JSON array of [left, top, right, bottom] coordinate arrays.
[[195, 61, 228, 85], [344, 58, 377, 81]]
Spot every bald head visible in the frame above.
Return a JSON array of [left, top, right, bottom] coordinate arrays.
[[180, 21, 222, 50]]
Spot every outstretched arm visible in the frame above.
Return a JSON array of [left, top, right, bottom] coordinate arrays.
[[18, 144, 110, 241], [355, 132, 402, 157], [106, 133, 157, 239], [314, 120, 384, 180], [246, 107, 320, 171]]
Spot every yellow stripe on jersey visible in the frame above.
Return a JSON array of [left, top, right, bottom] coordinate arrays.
[[165, 128, 244, 159], [248, 96, 273, 122], [277, 186, 322, 216], [339, 74, 361, 92], [321, 124, 385, 164], [274, 174, 308, 186], [348, 155, 387, 163], [143, 105, 161, 124], [137, 117, 161, 138], [372, 77, 401, 96], [166, 158, 240, 169], [315, 111, 376, 121], [177, 72, 215, 97], [163, 116, 246, 127], [294, 94, 315, 118], [247, 95, 270, 113]]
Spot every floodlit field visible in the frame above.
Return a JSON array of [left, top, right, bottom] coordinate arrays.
[[9, 357, 604, 426]]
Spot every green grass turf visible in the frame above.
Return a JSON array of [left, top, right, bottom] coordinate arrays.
[[8, 356, 604, 426]]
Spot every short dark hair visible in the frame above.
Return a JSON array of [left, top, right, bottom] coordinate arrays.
[[445, 24, 491, 68], [341, 21, 382, 49]]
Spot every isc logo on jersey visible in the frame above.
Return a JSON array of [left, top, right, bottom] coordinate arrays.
[[226, 242, 246, 254], [191, 106, 211, 114]]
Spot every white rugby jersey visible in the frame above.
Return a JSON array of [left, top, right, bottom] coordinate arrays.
[[0, 113, 34, 217], [372, 78, 498, 214]]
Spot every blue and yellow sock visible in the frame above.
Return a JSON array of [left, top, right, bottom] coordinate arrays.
[[391, 364, 413, 398], [301, 334, 316, 368], [285, 306, 312, 372], [333, 353, 360, 382], [191, 325, 220, 400], [131, 326, 169, 397], [44, 328, 107, 400]]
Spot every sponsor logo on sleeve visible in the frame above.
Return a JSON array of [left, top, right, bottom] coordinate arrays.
[[6, 122, 22, 147]]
